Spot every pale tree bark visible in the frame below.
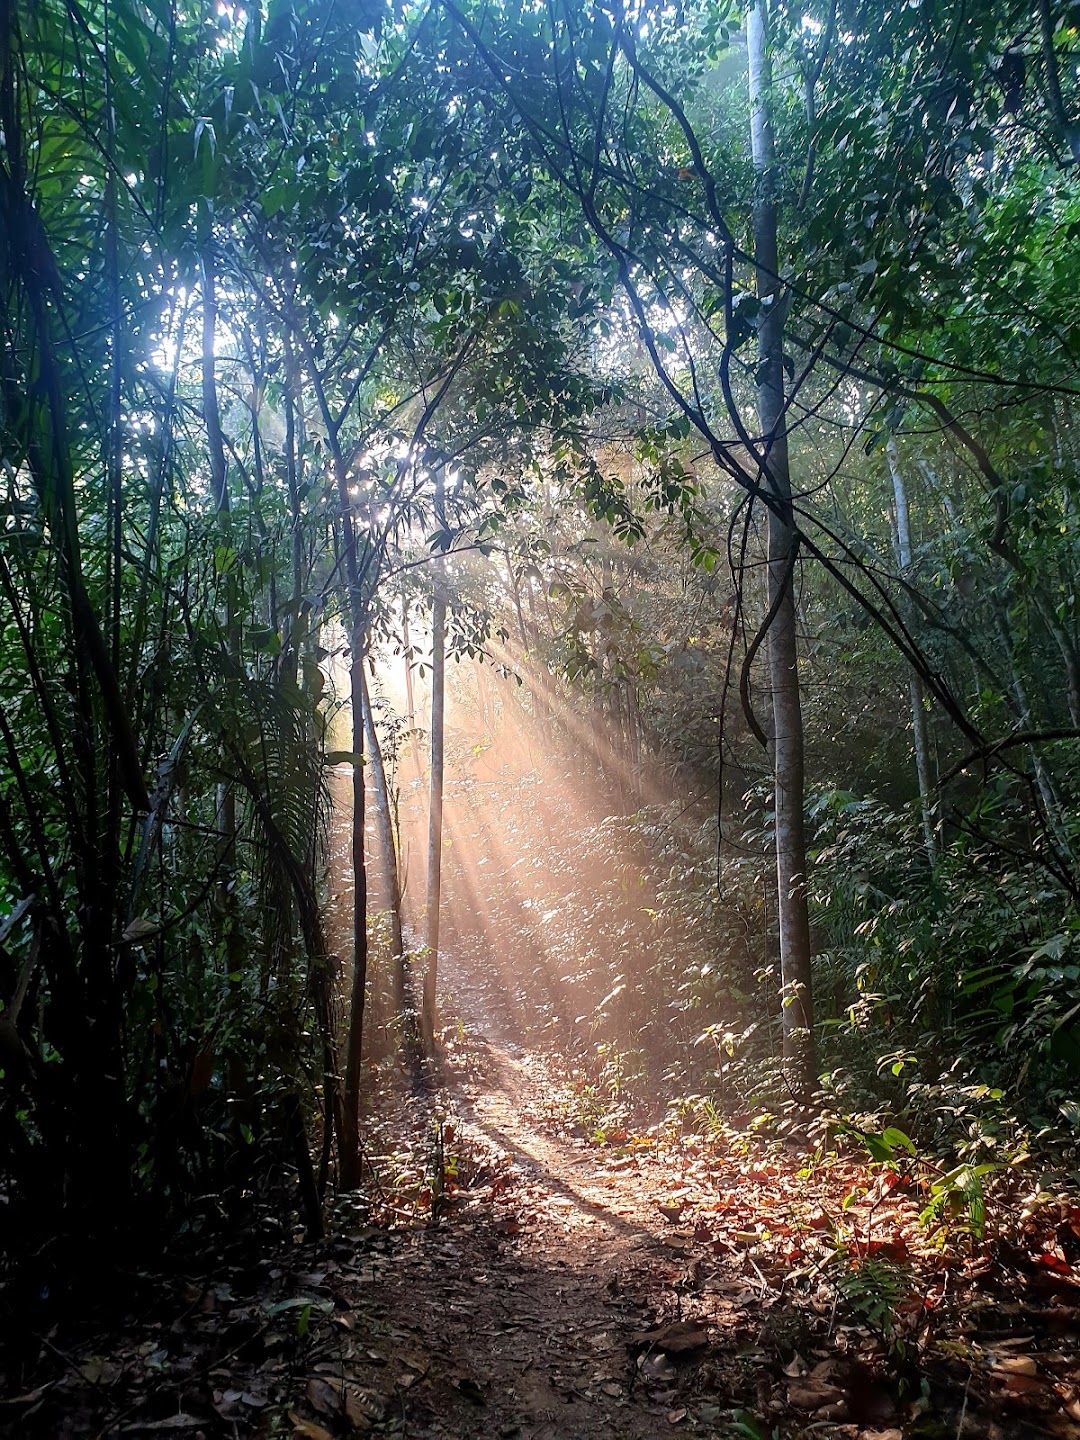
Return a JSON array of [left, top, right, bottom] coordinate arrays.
[[401, 590, 424, 782], [422, 470, 447, 1054], [280, 333, 306, 684], [340, 625, 369, 1188], [886, 439, 937, 864], [360, 669, 407, 1021], [748, 0, 816, 1096], [294, 354, 368, 1191]]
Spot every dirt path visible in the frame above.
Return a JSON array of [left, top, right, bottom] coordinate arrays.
[[350, 1031, 762, 1440], [10, 954, 1078, 1439], [308, 957, 1077, 1440], [327, 948, 843, 1440]]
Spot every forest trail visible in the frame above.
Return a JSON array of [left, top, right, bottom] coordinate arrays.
[[8, 950, 1079, 1439], [302, 944, 1079, 1440], [347, 955, 780, 1440], [360, 1039, 713, 1440]]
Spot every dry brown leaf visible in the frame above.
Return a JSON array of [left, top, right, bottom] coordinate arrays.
[[289, 1414, 334, 1440], [996, 1355, 1039, 1376], [640, 1353, 678, 1385], [629, 1321, 709, 1354], [1002, 1372, 1046, 1396], [344, 1388, 385, 1428], [305, 1376, 343, 1418], [788, 1379, 844, 1411]]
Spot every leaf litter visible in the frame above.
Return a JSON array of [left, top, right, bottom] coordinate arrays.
[[4, 949, 1080, 1438]]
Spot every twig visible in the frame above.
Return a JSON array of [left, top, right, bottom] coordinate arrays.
[[956, 1366, 973, 1439]]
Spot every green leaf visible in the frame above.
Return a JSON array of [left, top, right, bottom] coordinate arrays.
[[881, 1126, 917, 1156]]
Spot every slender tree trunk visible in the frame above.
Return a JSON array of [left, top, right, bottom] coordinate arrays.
[[748, 0, 815, 1096], [200, 232, 249, 1113], [506, 553, 529, 653], [422, 471, 447, 1054], [340, 621, 369, 1188], [886, 439, 937, 863], [361, 670, 407, 1021], [288, 353, 371, 1188], [1031, 589, 1080, 727], [993, 603, 1065, 832], [280, 334, 307, 683], [130, 300, 186, 715], [401, 592, 424, 781]]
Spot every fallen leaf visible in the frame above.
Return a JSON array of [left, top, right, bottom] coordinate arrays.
[[344, 1388, 385, 1427], [996, 1355, 1038, 1376], [788, 1379, 844, 1411], [79, 1356, 111, 1385], [629, 1321, 709, 1354], [0, 1386, 48, 1409], [640, 1353, 677, 1385], [119, 1419, 205, 1434], [289, 1415, 334, 1440], [1002, 1372, 1045, 1396], [305, 1376, 342, 1418], [817, 1401, 850, 1421], [853, 1236, 909, 1262]]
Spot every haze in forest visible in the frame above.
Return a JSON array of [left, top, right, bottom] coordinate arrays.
[[1, 0, 1079, 1432]]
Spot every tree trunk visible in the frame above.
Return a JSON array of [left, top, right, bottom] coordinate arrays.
[[200, 233, 247, 1108], [886, 439, 937, 863], [401, 592, 424, 782], [339, 623, 369, 1188], [422, 471, 447, 1054], [281, 333, 306, 684], [361, 669, 407, 1021], [748, 0, 816, 1096], [294, 349, 371, 1189], [993, 602, 1065, 834]]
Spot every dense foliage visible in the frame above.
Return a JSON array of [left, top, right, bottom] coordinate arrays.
[[0, 0, 1078, 1300]]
